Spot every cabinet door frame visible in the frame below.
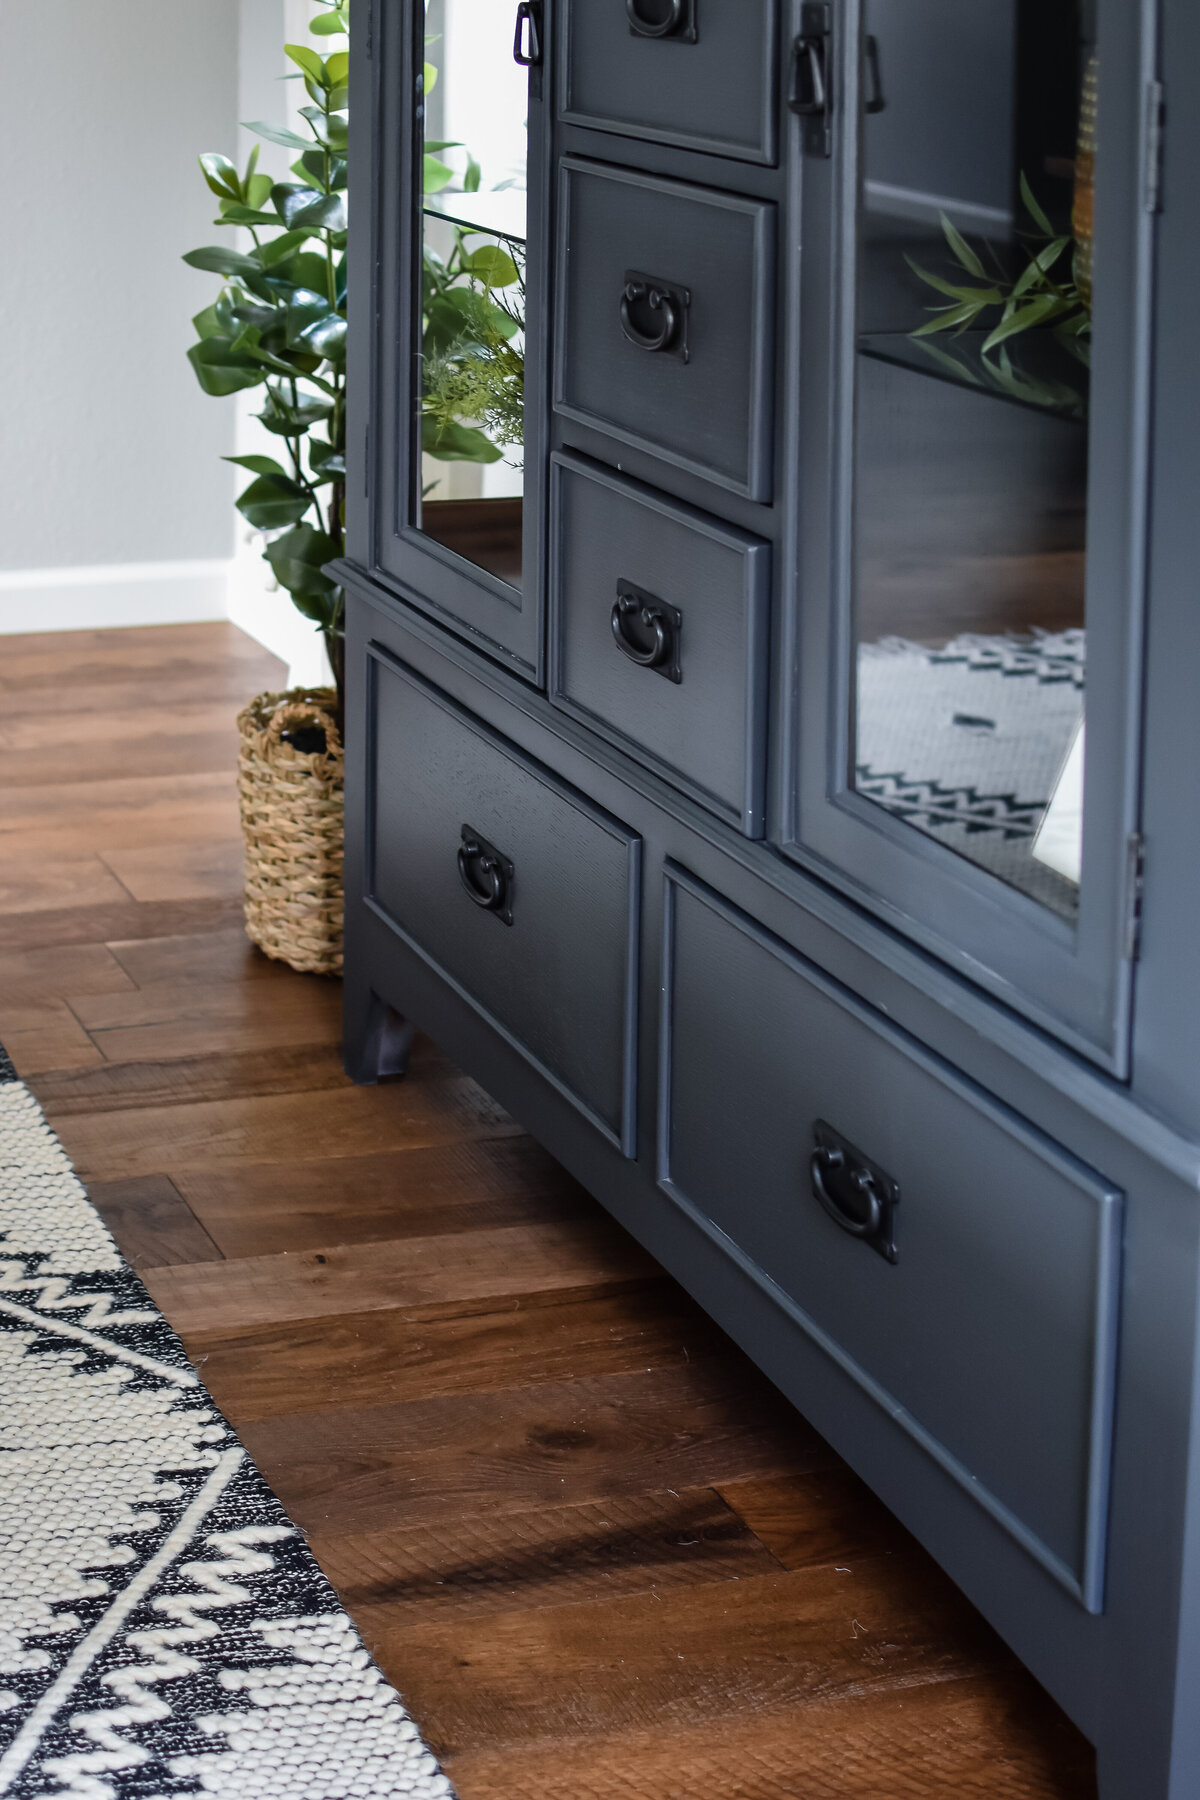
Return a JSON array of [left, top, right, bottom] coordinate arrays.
[[364, 0, 551, 680], [777, 0, 1159, 1073]]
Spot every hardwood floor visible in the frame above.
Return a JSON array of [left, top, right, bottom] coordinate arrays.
[[1, 622, 1098, 1798]]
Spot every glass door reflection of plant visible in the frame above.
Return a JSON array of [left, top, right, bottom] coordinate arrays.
[[851, 14, 1096, 920], [417, 6, 527, 587]]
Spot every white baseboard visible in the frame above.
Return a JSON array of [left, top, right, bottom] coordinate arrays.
[[0, 560, 232, 635]]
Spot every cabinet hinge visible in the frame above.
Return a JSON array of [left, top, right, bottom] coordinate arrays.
[[1123, 833, 1146, 962], [1144, 79, 1165, 213]]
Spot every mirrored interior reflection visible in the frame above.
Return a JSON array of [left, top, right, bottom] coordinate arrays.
[[852, 1, 1097, 919], [417, 0, 527, 586]]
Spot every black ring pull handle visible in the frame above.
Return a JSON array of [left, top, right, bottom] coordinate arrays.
[[611, 583, 683, 683], [620, 281, 680, 355], [626, 0, 686, 37], [864, 35, 886, 114], [790, 37, 826, 115], [810, 1122, 900, 1263], [612, 600, 669, 669], [811, 1147, 884, 1239], [457, 827, 514, 925], [513, 0, 542, 66]]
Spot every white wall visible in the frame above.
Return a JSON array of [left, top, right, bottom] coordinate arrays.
[[0, 0, 332, 683], [0, 0, 239, 626]]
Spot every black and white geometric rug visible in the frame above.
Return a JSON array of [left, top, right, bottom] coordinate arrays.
[[0, 1042, 454, 1799]]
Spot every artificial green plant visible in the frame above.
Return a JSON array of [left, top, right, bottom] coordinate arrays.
[[184, 0, 350, 716]]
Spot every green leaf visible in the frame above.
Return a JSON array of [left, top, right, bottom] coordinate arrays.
[[244, 119, 313, 150], [258, 230, 313, 267], [910, 299, 988, 338], [183, 245, 261, 278], [187, 337, 267, 395], [325, 51, 350, 86], [905, 257, 1000, 305], [464, 156, 482, 193], [224, 453, 288, 477], [266, 250, 331, 294], [199, 152, 241, 201], [192, 303, 223, 340], [309, 439, 347, 477], [285, 42, 328, 85], [265, 523, 339, 601], [258, 390, 334, 434], [245, 172, 274, 210], [236, 473, 314, 530], [216, 204, 279, 226], [463, 245, 520, 288], [980, 292, 1067, 353], [940, 214, 987, 279], [424, 60, 439, 94], [311, 8, 349, 34], [421, 414, 503, 463], [1020, 172, 1056, 238], [423, 155, 453, 194], [272, 183, 346, 232]]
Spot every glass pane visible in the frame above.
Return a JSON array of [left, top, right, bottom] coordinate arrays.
[[417, 0, 527, 586], [851, 1, 1098, 920]]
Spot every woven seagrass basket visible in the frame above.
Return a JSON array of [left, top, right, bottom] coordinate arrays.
[[236, 687, 344, 976]]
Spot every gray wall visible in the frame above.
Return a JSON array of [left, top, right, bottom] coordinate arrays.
[[0, 0, 241, 572]]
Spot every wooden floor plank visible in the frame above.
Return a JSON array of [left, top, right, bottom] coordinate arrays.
[[186, 1282, 726, 1419], [175, 1134, 591, 1257], [69, 970, 343, 1063], [144, 1216, 659, 1335], [0, 854, 132, 918], [54, 1067, 519, 1182], [360, 1560, 1013, 1757], [232, 1362, 832, 1538], [30, 1042, 354, 1116], [441, 1675, 1096, 1800], [98, 839, 245, 903], [87, 1174, 225, 1271], [307, 1487, 786, 1625], [0, 895, 246, 953], [3, 621, 1096, 1799]]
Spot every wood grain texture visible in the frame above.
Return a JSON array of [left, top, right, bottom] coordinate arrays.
[[87, 1175, 224, 1271], [142, 1217, 660, 1334], [7, 622, 1095, 1799]]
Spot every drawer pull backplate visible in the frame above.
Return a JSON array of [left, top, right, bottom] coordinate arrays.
[[810, 1120, 900, 1263], [620, 271, 691, 362]]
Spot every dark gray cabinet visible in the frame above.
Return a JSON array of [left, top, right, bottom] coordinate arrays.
[[341, 5, 1200, 1794]]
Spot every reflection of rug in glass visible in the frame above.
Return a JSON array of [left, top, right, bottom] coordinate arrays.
[[855, 630, 1084, 917]]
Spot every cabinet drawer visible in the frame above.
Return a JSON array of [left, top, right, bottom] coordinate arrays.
[[366, 651, 640, 1152], [559, 0, 779, 166], [550, 454, 770, 834], [660, 868, 1123, 1609], [555, 160, 776, 501]]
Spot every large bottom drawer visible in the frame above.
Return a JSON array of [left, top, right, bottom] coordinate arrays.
[[366, 649, 640, 1152], [659, 866, 1123, 1609]]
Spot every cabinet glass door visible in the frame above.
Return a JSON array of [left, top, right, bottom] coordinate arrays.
[[790, 0, 1153, 1067], [418, 0, 528, 587], [370, 0, 544, 675]]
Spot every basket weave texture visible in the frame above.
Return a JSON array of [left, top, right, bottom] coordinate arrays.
[[237, 687, 344, 976]]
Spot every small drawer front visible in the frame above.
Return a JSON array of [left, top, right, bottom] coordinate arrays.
[[367, 652, 640, 1151], [556, 160, 776, 501], [660, 869, 1123, 1609], [560, 0, 779, 166], [550, 454, 770, 834]]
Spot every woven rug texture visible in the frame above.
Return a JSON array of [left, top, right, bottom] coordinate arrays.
[[0, 1042, 454, 1800]]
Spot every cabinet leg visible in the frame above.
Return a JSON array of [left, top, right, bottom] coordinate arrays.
[[342, 981, 414, 1085]]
